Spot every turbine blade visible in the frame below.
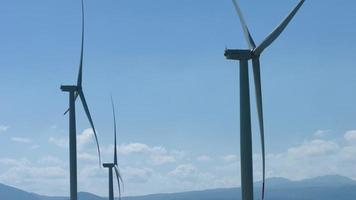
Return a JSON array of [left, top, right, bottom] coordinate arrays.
[[77, 0, 85, 87], [111, 96, 118, 165], [114, 165, 124, 200], [78, 90, 101, 166], [254, 0, 305, 55], [232, 0, 256, 49], [252, 57, 265, 200], [64, 92, 79, 115]]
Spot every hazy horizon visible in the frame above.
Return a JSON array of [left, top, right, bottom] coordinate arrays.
[[1, 174, 355, 198]]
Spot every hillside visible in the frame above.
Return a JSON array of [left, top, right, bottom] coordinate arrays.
[[1, 175, 355, 200]]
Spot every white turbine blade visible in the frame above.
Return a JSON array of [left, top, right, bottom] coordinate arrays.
[[252, 57, 265, 200], [78, 90, 101, 166], [111, 96, 118, 165], [77, 0, 85, 87], [114, 165, 124, 200], [232, 0, 256, 49], [254, 0, 305, 55]]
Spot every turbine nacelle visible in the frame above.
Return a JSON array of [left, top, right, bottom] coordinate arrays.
[[61, 85, 78, 92], [224, 49, 256, 60], [103, 163, 115, 168]]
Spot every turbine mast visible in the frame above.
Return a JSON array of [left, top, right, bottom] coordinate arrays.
[[61, 86, 78, 200], [103, 163, 115, 200], [239, 60, 254, 200], [224, 1, 305, 200], [60, 1, 101, 200]]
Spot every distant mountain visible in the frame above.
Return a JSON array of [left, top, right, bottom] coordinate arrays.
[[121, 175, 356, 200], [257, 174, 356, 189], [38, 192, 106, 200], [1, 175, 355, 200], [296, 175, 356, 188], [0, 183, 40, 200]]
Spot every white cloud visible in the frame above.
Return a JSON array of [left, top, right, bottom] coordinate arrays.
[[119, 143, 161, 154], [37, 156, 64, 166], [11, 137, 32, 144], [2, 130, 356, 197], [0, 158, 29, 166], [264, 132, 356, 181], [77, 128, 95, 150], [167, 164, 220, 192], [223, 154, 238, 162], [313, 129, 331, 137], [31, 145, 40, 149], [50, 125, 58, 130], [78, 165, 102, 179], [1, 165, 67, 180], [287, 139, 340, 158], [0, 156, 68, 195], [49, 137, 67, 148], [197, 155, 212, 162], [151, 154, 176, 165], [78, 153, 98, 162], [340, 146, 356, 161], [344, 130, 356, 142], [169, 164, 197, 178], [122, 167, 153, 183], [119, 143, 176, 165], [0, 125, 9, 132], [171, 150, 187, 160], [48, 128, 96, 150]]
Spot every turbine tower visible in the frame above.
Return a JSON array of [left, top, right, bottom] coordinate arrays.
[[103, 98, 123, 200], [224, 1, 305, 200], [60, 1, 101, 200]]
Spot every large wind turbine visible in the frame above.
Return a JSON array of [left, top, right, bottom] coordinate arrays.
[[103, 98, 124, 200], [60, 1, 101, 200], [224, 0, 305, 200]]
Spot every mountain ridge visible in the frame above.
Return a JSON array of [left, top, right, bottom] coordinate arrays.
[[0, 175, 355, 200]]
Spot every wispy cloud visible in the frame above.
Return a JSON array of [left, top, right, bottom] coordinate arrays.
[[222, 154, 238, 162], [11, 137, 32, 144], [119, 143, 177, 165], [197, 155, 212, 162], [287, 139, 340, 158], [0, 125, 9, 132], [49, 137, 67, 148], [344, 130, 356, 142], [50, 125, 58, 130], [169, 164, 197, 177], [37, 156, 64, 166], [313, 129, 332, 137], [78, 153, 98, 162], [31, 145, 40, 149], [122, 167, 153, 183], [49, 128, 97, 150], [77, 128, 95, 150]]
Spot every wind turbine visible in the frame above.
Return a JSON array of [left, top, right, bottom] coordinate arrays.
[[224, 0, 305, 200], [103, 98, 124, 200], [60, 1, 101, 200]]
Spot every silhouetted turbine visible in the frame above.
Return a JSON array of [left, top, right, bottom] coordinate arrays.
[[60, 1, 101, 200], [224, 0, 305, 200], [103, 97, 124, 200]]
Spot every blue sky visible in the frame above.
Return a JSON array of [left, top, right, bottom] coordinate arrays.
[[1, 0, 356, 197]]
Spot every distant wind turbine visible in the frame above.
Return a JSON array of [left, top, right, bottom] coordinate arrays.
[[103, 98, 124, 200], [224, 0, 305, 200], [60, 0, 101, 200]]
